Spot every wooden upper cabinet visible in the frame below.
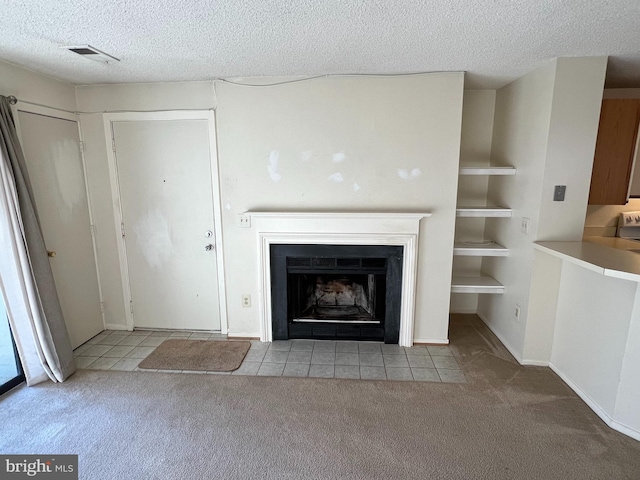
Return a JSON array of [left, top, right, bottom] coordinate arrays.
[[588, 98, 640, 205]]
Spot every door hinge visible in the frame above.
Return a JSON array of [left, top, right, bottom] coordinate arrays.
[[121, 222, 125, 238], [90, 224, 96, 237], [112, 138, 116, 153], [79, 141, 85, 153], [129, 301, 133, 314], [100, 302, 105, 313]]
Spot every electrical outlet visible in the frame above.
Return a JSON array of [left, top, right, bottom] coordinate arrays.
[[242, 294, 251, 308], [238, 214, 251, 228], [521, 217, 530, 234], [515, 304, 521, 321]]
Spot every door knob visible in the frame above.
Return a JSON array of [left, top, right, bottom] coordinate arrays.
[[47, 250, 56, 257]]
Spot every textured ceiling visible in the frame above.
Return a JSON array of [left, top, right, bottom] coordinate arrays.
[[1, 0, 639, 89]]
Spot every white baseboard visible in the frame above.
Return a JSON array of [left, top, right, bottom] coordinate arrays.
[[105, 323, 128, 331], [476, 311, 524, 364], [226, 331, 260, 339], [413, 338, 449, 345], [477, 313, 640, 442], [475, 312, 549, 366], [449, 308, 478, 314], [549, 362, 640, 442], [610, 420, 640, 442], [519, 359, 550, 367]]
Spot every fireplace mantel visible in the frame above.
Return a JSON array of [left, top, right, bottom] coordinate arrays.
[[249, 212, 431, 347]]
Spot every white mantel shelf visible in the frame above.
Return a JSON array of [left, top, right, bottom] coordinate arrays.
[[249, 211, 431, 221], [249, 211, 431, 347]]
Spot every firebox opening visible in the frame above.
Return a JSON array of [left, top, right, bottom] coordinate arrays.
[[289, 273, 385, 324], [270, 244, 403, 343]]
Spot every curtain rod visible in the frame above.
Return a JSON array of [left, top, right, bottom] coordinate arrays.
[[5, 95, 213, 114]]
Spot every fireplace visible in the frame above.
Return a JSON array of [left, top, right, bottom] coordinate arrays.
[[250, 211, 430, 347], [270, 244, 403, 343]]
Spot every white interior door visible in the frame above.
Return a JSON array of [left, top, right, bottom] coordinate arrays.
[[111, 119, 221, 331], [17, 111, 104, 348]]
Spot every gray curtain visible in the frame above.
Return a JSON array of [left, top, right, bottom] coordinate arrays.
[[0, 95, 75, 382]]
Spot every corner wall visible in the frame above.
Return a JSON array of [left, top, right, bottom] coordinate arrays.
[[478, 57, 607, 361], [77, 75, 465, 342], [0, 60, 76, 111], [478, 60, 557, 358]]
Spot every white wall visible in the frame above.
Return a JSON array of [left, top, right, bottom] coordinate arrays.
[[521, 249, 561, 363], [551, 263, 633, 415], [537, 57, 607, 241], [0, 60, 76, 111], [77, 75, 465, 341], [216, 74, 464, 341], [478, 57, 607, 360], [616, 285, 640, 437], [76, 82, 215, 329], [76, 81, 215, 112], [477, 60, 557, 357], [450, 90, 496, 314]]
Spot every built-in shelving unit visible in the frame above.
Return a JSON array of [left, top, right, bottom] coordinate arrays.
[[451, 164, 516, 296], [451, 276, 505, 294], [456, 206, 513, 217], [459, 166, 516, 176], [453, 241, 508, 256]]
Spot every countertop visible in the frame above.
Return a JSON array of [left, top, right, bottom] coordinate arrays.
[[534, 238, 640, 282]]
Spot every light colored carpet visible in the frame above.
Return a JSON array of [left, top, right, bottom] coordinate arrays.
[[138, 339, 250, 371], [1, 369, 639, 479]]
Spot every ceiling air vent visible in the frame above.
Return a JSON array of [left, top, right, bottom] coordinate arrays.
[[62, 45, 119, 63]]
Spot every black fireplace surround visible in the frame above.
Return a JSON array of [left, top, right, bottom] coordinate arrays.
[[270, 244, 403, 343]]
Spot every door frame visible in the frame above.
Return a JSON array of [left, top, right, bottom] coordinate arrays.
[[102, 111, 228, 334], [12, 104, 107, 332]]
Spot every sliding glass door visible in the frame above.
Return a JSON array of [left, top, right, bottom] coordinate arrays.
[[0, 297, 23, 395]]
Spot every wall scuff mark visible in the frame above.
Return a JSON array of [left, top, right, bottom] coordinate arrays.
[[49, 138, 85, 221], [132, 209, 172, 269], [328, 172, 344, 183], [268, 150, 282, 182], [332, 152, 346, 163], [397, 168, 422, 181]]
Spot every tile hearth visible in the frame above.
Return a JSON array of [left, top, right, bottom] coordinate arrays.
[[73, 330, 466, 383]]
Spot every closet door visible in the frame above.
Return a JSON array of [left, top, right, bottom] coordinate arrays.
[[18, 111, 103, 348]]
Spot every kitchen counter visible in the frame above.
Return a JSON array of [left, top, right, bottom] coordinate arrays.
[[584, 235, 640, 251], [534, 239, 640, 282], [529, 240, 640, 441]]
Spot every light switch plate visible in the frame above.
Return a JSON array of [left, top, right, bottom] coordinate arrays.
[[238, 214, 251, 228], [554, 185, 566, 201]]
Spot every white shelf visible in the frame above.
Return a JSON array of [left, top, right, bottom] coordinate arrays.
[[459, 166, 516, 176], [456, 206, 513, 217], [451, 276, 505, 294], [453, 241, 508, 256]]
